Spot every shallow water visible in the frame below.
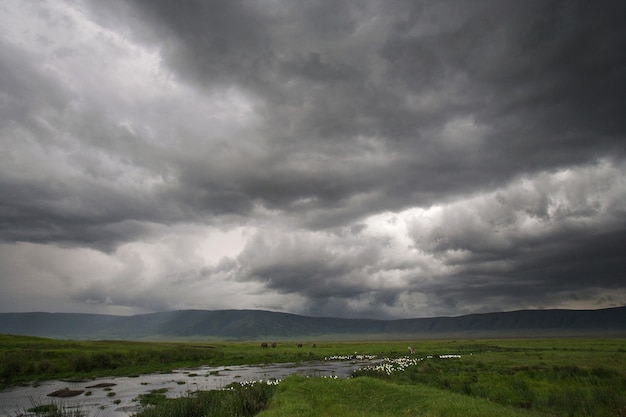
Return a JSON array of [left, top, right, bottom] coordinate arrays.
[[0, 359, 375, 417]]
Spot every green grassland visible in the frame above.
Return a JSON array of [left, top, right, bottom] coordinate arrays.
[[2, 335, 626, 416], [260, 376, 549, 417], [0, 335, 420, 387]]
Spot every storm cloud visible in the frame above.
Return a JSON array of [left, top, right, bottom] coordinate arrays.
[[1, 0, 625, 318]]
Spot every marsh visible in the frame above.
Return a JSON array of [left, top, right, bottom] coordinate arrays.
[[0, 359, 377, 417]]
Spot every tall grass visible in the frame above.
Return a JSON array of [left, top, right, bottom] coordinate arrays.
[[134, 381, 276, 417], [0, 335, 226, 387], [13, 400, 86, 417], [351, 349, 626, 417]]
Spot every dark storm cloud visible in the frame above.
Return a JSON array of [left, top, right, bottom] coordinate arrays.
[[416, 228, 626, 314], [2, 0, 626, 317], [235, 231, 378, 299], [0, 36, 247, 249], [8, 0, 626, 237], [402, 161, 626, 314], [0, 175, 150, 250], [85, 0, 625, 216]]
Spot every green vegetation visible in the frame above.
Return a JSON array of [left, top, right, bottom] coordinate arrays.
[[135, 382, 275, 417], [0, 335, 414, 388], [0, 334, 226, 388], [135, 388, 170, 406], [27, 404, 59, 414], [2, 335, 626, 416], [20, 402, 85, 417], [350, 352, 626, 416], [259, 375, 545, 417]]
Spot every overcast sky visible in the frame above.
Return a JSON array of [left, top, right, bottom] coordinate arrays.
[[1, 0, 625, 319]]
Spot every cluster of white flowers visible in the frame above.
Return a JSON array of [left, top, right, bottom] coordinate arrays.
[[223, 379, 281, 390], [358, 357, 422, 375], [357, 354, 462, 376], [324, 354, 378, 361]]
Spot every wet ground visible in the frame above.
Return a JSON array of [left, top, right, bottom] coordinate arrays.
[[0, 359, 377, 417]]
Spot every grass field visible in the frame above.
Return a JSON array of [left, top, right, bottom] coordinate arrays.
[[2, 335, 625, 416], [0, 335, 418, 387]]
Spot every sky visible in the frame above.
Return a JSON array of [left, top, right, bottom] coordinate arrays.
[[1, 0, 625, 319]]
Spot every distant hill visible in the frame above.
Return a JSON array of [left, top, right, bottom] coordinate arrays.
[[1, 306, 625, 340]]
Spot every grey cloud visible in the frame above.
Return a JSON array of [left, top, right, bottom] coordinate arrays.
[[2, 0, 626, 318], [74, 0, 626, 226], [419, 229, 626, 314], [0, 41, 72, 126], [0, 42, 240, 249], [402, 162, 626, 314], [234, 231, 377, 299]]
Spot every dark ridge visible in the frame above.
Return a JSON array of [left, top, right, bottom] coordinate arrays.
[[1, 306, 625, 340]]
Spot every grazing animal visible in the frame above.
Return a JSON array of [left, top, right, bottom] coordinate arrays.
[[296, 343, 303, 348], [261, 342, 268, 349], [271, 342, 277, 348], [312, 343, 317, 348], [408, 346, 415, 354]]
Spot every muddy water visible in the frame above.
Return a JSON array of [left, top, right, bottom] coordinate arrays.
[[0, 360, 375, 417]]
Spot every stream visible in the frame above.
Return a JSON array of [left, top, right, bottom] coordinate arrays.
[[0, 359, 377, 417]]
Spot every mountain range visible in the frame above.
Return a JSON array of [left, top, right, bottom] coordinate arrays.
[[1, 306, 625, 340]]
